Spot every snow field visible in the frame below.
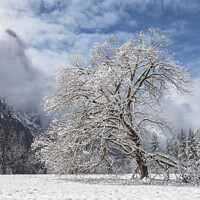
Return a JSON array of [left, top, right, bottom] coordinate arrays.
[[0, 175, 199, 200]]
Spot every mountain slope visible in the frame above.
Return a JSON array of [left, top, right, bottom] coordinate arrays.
[[0, 98, 42, 174]]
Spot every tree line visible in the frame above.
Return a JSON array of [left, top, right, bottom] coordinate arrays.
[[151, 129, 200, 162]]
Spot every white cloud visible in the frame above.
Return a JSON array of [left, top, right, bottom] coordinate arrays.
[[0, 29, 50, 112], [26, 48, 68, 73], [163, 78, 200, 132]]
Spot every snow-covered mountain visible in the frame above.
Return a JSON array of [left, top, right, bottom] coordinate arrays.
[[0, 98, 42, 141], [0, 98, 43, 174]]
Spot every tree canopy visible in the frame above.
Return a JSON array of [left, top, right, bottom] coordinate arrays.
[[35, 28, 192, 179]]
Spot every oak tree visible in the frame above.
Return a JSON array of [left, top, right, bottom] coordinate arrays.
[[36, 28, 191, 179]]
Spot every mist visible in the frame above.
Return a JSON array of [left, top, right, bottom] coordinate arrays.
[[0, 29, 51, 123], [162, 78, 200, 134]]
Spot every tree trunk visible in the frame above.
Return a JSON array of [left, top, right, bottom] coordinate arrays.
[[136, 150, 148, 179], [139, 163, 148, 179], [122, 118, 149, 179]]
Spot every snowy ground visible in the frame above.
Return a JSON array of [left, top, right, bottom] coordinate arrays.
[[0, 175, 199, 200]]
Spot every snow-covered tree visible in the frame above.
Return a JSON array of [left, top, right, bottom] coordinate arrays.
[[178, 130, 187, 162], [150, 133, 159, 153], [186, 129, 197, 161], [165, 139, 174, 156], [196, 129, 200, 160], [149, 133, 160, 173], [35, 28, 192, 179], [173, 141, 178, 159]]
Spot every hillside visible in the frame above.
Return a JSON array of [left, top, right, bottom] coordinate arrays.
[[0, 98, 43, 174]]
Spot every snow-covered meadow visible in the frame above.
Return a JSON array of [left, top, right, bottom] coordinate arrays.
[[0, 175, 199, 200]]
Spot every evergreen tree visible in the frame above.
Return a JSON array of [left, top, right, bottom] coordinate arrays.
[[186, 129, 197, 160], [178, 129, 187, 162], [0, 127, 6, 173], [196, 129, 200, 160], [173, 141, 178, 159], [165, 139, 170, 155], [150, 133, 160, 173], [150, 133, 159, 153], [165, 139, 174, 156]]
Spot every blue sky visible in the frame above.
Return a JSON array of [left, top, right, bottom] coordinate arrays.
[[0, 0, 200, 131]]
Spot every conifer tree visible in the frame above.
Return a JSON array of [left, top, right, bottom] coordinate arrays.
[[173, 141, 178, 159], [196, 129, 200, 160], [149, 133, 160, 173], [165, 139, 170, 155], [165, 139, 174, 156], [186, 129, 197, 160], [150, 133, 159, 153], [178, 130, 187, 162]]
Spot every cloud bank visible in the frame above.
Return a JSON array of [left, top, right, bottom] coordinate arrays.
[[163, 78, 200, 133], [0, 29, 50, 113]]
